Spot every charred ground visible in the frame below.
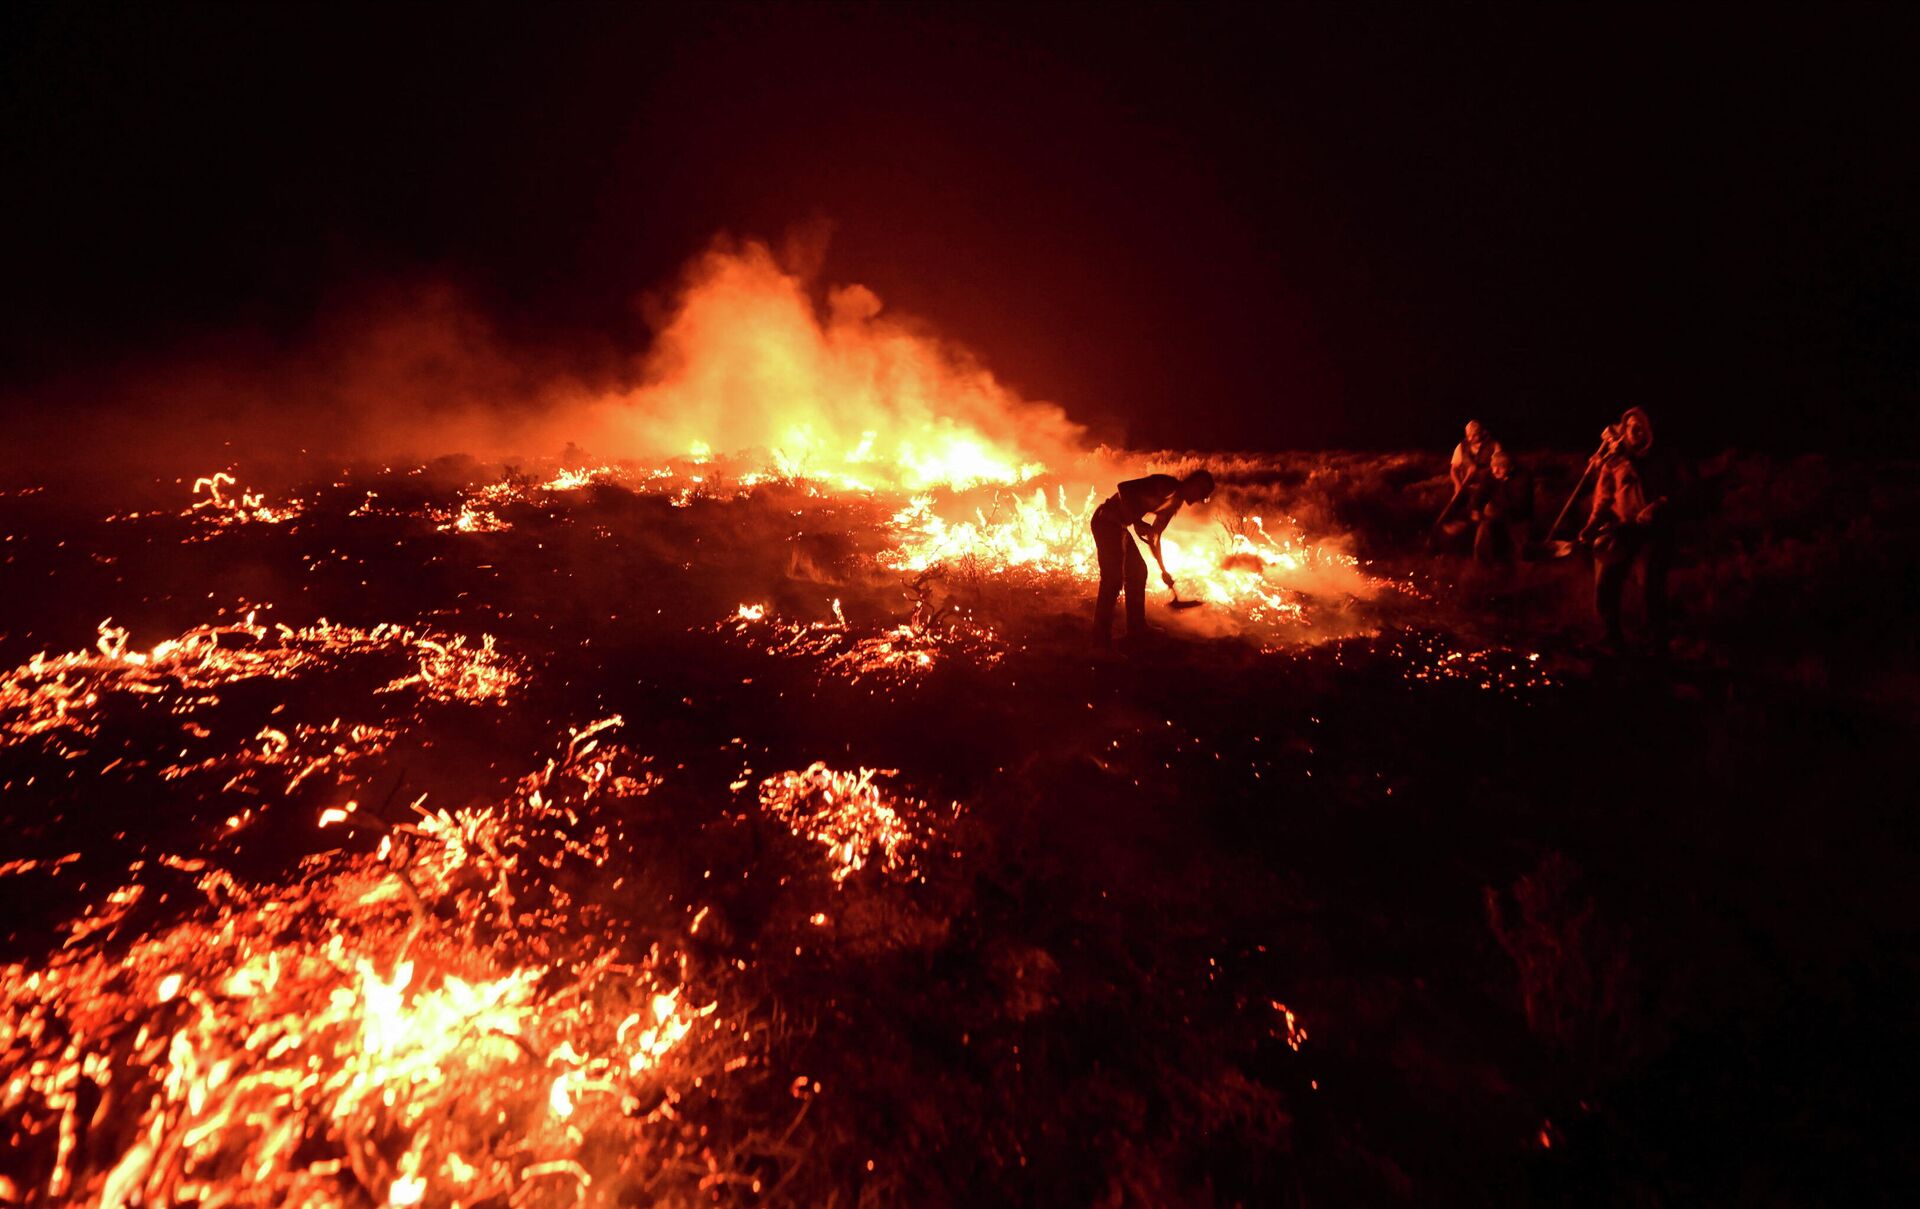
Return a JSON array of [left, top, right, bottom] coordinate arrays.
[[2, 450, 1917, 1205]]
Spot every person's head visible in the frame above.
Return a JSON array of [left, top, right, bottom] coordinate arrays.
[[1490, 450, 1512, 480], [1179, 468, 1215, 504], [1619, 407, 1654, 454], [1464, 419, 1486, 448]]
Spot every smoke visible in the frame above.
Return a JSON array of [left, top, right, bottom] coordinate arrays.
[[1, 283, 605, 489], [3, 235, 1086, 494], [571, 237, 1086, 487]]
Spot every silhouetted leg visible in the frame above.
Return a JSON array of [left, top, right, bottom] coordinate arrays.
[[1473, 516, 1512, 565], [1092, 519, 1123, 643], [1593, 532, 1632, 643], [1123, 537, 1149, 635]]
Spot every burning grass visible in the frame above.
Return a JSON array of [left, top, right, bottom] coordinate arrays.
[[0, 721, 733, 1207], [116, 446, 1392, 645], [1, 614, 522, 752], [2, 444, 1912, 1205], [718, 600, 1005, 687], [755, 763, 954, 886], [187, 472, 304, 529]]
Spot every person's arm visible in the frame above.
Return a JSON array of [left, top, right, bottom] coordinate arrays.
[[1579, 464, 1613, 541], [1449, 445, 1468, 490], [1138, 506, 1179, 586]]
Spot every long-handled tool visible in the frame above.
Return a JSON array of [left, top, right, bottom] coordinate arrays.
[[1431, 480, 1468, 533], [1139, 529, 1205, 610], [1428, 479, 1469, 551], [1536, 431, 1618, 557]]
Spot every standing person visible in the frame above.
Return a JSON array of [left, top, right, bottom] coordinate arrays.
[[1432, 420, 1505, 551], [1471, 449, 1534, 565], [1090, 468, 1215, 646], [1579, 407, 1686, 648], [1450, 419, 1504, 493]]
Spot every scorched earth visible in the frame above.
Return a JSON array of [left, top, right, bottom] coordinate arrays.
[[0, 444, 1913, 1206]]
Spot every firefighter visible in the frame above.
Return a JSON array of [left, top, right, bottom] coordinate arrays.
[[1471, 449, 1534, 565], [1579, 407, 1685, 647], [1091, 468, 1215, 645], [1432, 420, 1505, 552], [1450, 419, 1503, 493]]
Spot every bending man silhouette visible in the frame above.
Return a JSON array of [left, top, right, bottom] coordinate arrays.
[[1089, 468, 1215, 646]]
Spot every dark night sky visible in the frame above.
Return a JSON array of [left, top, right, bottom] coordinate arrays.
[[3, 2, 1916, 453]]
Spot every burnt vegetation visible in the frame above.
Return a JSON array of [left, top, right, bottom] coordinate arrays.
[[1, 449, 1917, 1205]]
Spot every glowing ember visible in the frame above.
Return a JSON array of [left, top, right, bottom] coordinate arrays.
[[757, 763, 946, 884], [1307, 632, 1559, 695], [421, 464, 644, 532], [187, 471, 304, 527], [383, 633, 520, 703], [1271, 1001, 1309, 1052], [166, 719, 398, 792], [1, 613, 522, 750], [534, 465, 615, 492], [0, 721, 724, 1205], [720, 599, 1003, 685], [431, 498, 512, 533]]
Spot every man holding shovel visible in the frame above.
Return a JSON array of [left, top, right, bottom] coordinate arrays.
[[1578, 407, 1686, 649], [1450, 419, 1503, 493], [1091, 468, 1215, 647], [1431, 420, 1504, 551]]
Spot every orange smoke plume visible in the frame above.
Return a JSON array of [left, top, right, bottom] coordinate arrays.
[[580, 238, 1086, 488]]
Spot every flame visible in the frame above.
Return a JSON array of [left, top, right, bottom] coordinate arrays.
[[2, 614, 521, 749], [187, 471, 303, 526], [756, 763, 949, 885], [721, 600, 1003, 686], [2, 720, 724, 1205], [881, 483, 1377, 629], [579, 239, 1080, 490]]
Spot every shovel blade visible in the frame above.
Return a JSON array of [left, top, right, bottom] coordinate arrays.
[[1525, 539, 1581, 560]]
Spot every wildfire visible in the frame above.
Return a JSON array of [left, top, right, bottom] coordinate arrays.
[[756, 764, 949, 885], [0, 721, 727, 1205], [721, 599, 1004, 685], [0, 613, 522, 751], [425, 464, 648, 532], [576, 239, 1081, 494], [0, 233, 1586, 1204], [187, 471, 303, 527], [432, 498, 512, 534], [881, 483, 1375, 629]]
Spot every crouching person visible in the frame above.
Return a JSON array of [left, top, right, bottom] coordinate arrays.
[[1579, 407, 1687, 649]]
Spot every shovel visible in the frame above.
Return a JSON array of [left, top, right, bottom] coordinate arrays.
[[1164, 574, 1205, 611], [1532, 433, 1617, 560]]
